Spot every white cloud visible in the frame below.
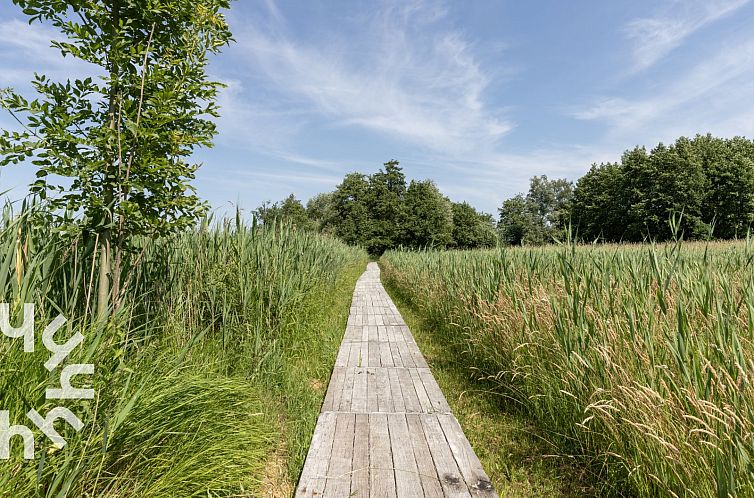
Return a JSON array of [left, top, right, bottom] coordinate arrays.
[[0, 18, 99, 87], [227, 0, 512, 158], [624, 0, 750, 72], [573, 34, 754, 147]]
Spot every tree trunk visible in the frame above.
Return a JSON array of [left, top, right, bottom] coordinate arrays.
[[96, 230, 111, 319], [98, 0, 121, 320]]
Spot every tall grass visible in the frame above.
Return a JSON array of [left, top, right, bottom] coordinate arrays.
[[0, 201, 366, 496], [381, 240, 754, 497]]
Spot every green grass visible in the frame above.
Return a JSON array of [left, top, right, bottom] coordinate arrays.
[[383, 275, 595, 497], [0, 202, 367, 497], [381, 240, 754, 497]]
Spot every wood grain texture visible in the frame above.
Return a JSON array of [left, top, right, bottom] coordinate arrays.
[[295, 263, 497, 497]]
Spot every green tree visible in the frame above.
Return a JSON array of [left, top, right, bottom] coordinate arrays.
[[498, 194, 540, 245], [402, 180, 453, 248], [451, 202, 496, 249], [625, 141, 707, 241], [0, 0, 232, 316], [526, 175, 573, 234], [693, 135, 754, 239], [571, 162, 628, 242], [365, 160, 406, 254], [306, 192, 335, 233], [255, 194, 314, 231], [330, 173, 370, 246]]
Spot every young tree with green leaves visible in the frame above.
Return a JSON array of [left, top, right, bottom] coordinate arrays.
[[450, 201, 496, 249], [0, 0, 232, 317], [402, 179, 453, 249]]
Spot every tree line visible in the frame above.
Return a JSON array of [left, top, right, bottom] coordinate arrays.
[[262, 134, 754, 251], [255, 161, 497, 254]]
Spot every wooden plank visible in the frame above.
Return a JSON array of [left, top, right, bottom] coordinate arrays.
[[388, 413, 424, 497], [420, 414, 472, 498], [398, 342, 416, 368], [378, 325, 388, 342], [387, 368, 405, 412], [368, 341, 381, 367], [339, 367, 355, 411], [418, 368, 451, 413], [352, 413, 370, 498], [352, 367, 368, 412], [367, 368, 379, 412], [368, 325, 379, 342], [406, 414, 445, 498], [411, 346, 429, 369], [390, 343, 404, 368], [375, 367, 393, 412], [335, 342, 351, 367], [296, 412, 337, 497], [359, 341, 369, 367], [410, 368, 433, 413], [348, 341, 362, 367], [369, 413, 396, 498], [438, 414, 497, 497], [325, 413, 356, 497], [323, 367, 346, 412], [379, 342, 394, 368], [397, 368, 421, 413]]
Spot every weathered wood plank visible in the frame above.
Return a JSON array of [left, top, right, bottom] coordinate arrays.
[[339, 367, 356, 411], [323, 367, 346, 412], [379, 341, 394, 368], [387, 368, 405, 413], [352, 413, 370, 498], [296, 412, 337, 497], [325, 412, 356, 497], [418, 368, 451, 413], [369, 413, 396, 498], [388, 413, 424, 497], [352, 367, 368, 412], [335, 342, 351, 367], [406, 414, 445, 498], [420, 414, 472, 498], [375, 367, 393, 412], [438, 414, 496, 497], [348, 341, 362, 367], [410, 368, 433, 413], [367, 368, 379, 412], [397, 368, 421, 413]]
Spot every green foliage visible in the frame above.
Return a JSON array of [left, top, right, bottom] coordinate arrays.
[[402, 179, 453, 248], [450, 202, 497, 249], [255, 194, 315, 231], [0, 0, 233, 314], [571, 134, 754, 242], [268, 161, 498, 253], [570, 162, 627, 241], [364, 160, 406, 254], [498, 176, 573, 245], [382, 240, 754, 497], [0, 202, 366, 496]]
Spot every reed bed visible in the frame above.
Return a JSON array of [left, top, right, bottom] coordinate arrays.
[[381, 240, 754, 497], [0, 202, 366, 497]]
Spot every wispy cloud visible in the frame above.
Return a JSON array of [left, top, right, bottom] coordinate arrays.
[[574, 35, 754, 141], [0, 18, 98, 87], [624, 0, 750, 72], [226, 0, 512, 157]]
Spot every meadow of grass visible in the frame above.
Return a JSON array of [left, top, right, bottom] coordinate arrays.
[[381, 239, 754, 497], [0, 202, 367, 497]]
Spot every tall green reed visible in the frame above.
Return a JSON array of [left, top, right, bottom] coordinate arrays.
[[382, 239, 754, 497]]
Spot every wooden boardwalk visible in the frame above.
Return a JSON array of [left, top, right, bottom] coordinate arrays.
[[296, 263, 497, 498]]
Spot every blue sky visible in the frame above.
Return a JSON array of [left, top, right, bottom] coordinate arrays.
[[2, 0, 754, 215]]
